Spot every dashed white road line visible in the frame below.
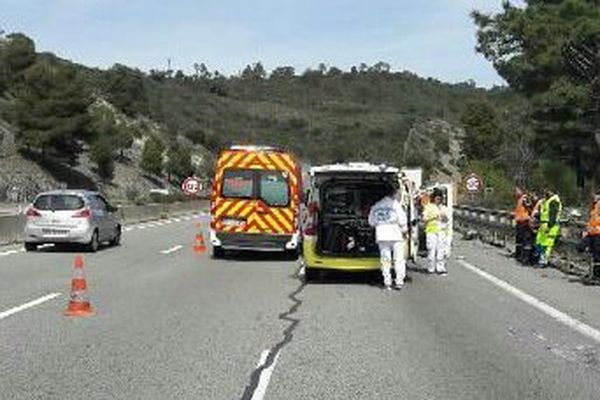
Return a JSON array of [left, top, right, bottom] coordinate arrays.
[[251, 349, 281, 400], [160, 245, 183, 255], [0, 212, 204, 257], [458, 259, 600, 344], [0, 293, 62, 321]]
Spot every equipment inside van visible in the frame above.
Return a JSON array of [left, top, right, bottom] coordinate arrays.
[[317, 179, 394, 257]]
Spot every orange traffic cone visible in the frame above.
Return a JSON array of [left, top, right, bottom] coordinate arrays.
[[65, 255, 94, 317], [193, 229, 207, 253]]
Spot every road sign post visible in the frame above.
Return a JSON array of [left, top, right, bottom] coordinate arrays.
[[464, 173, 484, 205]]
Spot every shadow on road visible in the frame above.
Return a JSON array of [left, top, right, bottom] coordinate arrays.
[[217, 249, 298, 263], [33, 243, 118, 254]]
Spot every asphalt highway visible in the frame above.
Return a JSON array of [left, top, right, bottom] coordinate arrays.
[[2, 214, 600, 399]]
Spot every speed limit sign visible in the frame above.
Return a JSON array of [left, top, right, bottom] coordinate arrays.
[[465, 173, 483, 193], [181, 176, 201, 196]]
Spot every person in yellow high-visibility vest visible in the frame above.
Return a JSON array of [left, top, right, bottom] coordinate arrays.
[[535, 188, 562, 267], [422, 188, 449, 275]]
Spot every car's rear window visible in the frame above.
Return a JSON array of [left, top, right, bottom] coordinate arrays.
[[34, 195, 85, 211], [222, 170, 254, 198], [260, 171, 289, 207]]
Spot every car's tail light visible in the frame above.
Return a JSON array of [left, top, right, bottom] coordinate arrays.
[[26, 207, 41, 217], [72, 208, 92, 218], [304, 202, 318, 236]]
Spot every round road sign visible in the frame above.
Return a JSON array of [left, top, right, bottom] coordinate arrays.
[[465, 173, 483, 193], [181, 176, 201, 195]]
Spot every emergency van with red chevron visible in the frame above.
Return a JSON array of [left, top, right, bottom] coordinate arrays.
[[209, 145, 302, 257]]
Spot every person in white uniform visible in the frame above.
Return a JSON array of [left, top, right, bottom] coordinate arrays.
[[422, 189, 449, 275], [368, 186, 408, 290]]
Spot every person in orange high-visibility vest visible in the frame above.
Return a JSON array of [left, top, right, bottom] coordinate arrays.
[[513, 188, 532, 265], [584, 191, 600, 276]]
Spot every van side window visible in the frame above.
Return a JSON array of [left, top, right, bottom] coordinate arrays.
[[222, 170, 254, 199]]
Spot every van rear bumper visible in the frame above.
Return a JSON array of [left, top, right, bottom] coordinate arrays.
[[211, 231, 299, 252]]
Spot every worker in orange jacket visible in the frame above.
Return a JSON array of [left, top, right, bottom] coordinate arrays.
[[584, 190, 600, 277], [514, 188, 533, 265]]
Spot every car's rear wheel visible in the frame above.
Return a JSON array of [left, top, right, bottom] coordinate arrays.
[[110, 226, 121, 247], [24, 242, 37, 252], [87, 230, 99, 253]]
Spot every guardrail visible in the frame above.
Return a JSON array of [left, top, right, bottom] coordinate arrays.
[[0, 200, 209, 246], [453, 205, 591, 276]]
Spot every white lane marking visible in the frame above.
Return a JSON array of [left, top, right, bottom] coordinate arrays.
[[183, 216, 192, 221], [251, 349, 281, 400], [124, 227, 134, 232], [0, 293, 62, 321], [164, 220, 173, 224], [153, 222, 165, 226], [458, 260, 600, 344], [137, 225, 147, 230], [0, 250, 19, 257], [256, 349, 270, 367], [160, 245, 183, 255], [173, 218, 181, 222]]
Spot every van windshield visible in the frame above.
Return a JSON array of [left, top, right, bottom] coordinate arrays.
[[222, 170, 254, 198], [260, 171, 289, 207]]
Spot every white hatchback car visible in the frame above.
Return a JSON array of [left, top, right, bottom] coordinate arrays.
[[24, 190, 121, 252]]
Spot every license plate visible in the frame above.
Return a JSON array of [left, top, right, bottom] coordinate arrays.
[[222, 218, 244, 227], [42, 229, 69, 236]]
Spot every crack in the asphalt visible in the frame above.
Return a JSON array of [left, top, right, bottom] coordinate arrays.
[[240, 277, 306, 400]]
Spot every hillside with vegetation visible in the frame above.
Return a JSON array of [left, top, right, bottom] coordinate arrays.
[[1, 0, 598, 208]]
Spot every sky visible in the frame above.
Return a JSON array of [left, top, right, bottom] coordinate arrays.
[[0, 0, 522, 87]]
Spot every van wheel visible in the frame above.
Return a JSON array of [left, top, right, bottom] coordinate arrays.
[[212, 246, 224, 259], [24, 242, 37, 252], [87, 230, 99, 253], [285, 249, 299, 261]]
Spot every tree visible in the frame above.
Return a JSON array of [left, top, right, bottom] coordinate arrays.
[[472, 0, 600, 183], [104, 64, 148, 116], [270, 66, 295, 80], [370, 61, 391, 74], [241, 62, 266, 81], [2, 33, 36, 76], [459, 99, 503, 161], [174, 69, 185, 81], [11, 61, 91, 161], [90, 136, 116, 181], [89, 108, 133, 161], [165, 141, 193, 181], [193, 62, 211, 80], [140, 136, 165, 176]]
